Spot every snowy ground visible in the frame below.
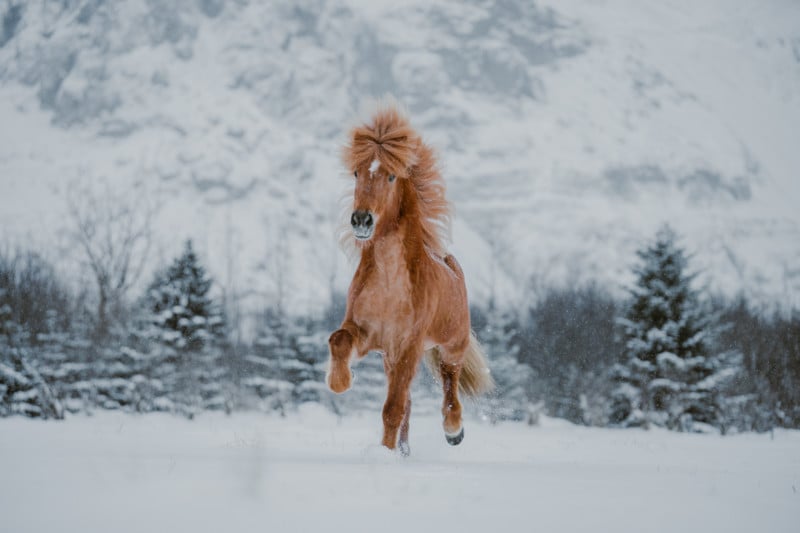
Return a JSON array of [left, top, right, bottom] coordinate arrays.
[[1, 406, 797, 533]]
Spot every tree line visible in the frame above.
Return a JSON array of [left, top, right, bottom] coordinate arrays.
[[1, 206, 798, 432], [478, 226, 799, 432]]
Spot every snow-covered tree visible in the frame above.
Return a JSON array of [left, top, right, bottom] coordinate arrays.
[[241, 309, 297, 414], [478, 303, 534, 422], [141, 240, 228, 414], [292, 319, 331, 405], [145, 240, 225, 351], [609, 225, 738, 432], [242, 309, 328, 413], [0, 299, 64, 418], [0, 254, 65, 419]]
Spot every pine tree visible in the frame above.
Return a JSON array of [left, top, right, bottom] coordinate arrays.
[[31, 309, 88, 415], [0, 255, 66, 419], [142, 240, 228, 414], [479, 303, 534, 422], [292, 317, 330, 405], [0, 292, 64, 419], [609, 225, 738, 432], [243, 309, 329, 413], [242, 308, 298, 414], [146, 240, 225, 351]]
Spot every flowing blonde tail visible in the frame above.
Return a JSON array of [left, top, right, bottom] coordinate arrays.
[[424, 331, 495, 397]]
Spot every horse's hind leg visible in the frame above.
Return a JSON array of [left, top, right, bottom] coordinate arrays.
[[398, 397, 411, 456], [440, 361, 464, 445]]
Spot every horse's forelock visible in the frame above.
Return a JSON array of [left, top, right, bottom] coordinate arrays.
[[342, 104, 451, 255], [344, 107, 419, 175]]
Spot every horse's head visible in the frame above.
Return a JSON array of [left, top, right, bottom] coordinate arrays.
[[344, 105, 419, 244], [350, 159, 402, 242]]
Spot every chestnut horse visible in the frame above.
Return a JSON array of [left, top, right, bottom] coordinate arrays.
[[326, 104, 494, 455]]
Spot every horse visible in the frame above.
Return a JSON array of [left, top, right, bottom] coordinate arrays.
[[325, 103, 494, 455]]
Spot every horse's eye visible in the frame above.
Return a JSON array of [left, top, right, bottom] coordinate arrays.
[[353, 171, 357, 178], [388, 174, 396, 182]]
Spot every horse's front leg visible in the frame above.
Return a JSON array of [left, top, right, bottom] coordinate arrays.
[[326, 323, 364, 394], [381, 344, 421, 452], [397, 397, 411, 456]]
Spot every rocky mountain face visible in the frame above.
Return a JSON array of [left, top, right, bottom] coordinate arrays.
[[1, 0, 798, 320]]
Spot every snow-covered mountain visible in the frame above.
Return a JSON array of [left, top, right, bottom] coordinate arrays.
[[1, 0, 798, 320]]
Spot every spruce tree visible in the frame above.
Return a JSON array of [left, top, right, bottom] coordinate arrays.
[[480, 302, 534, 422], [0, 258, 65, 419], [242, 308, 296, 414], [146, 240, 225, 351], [0, 296, 64, 419], [609, 225, 738, 432], [143, 240, 227, 414], [244, 309, 329, 413]]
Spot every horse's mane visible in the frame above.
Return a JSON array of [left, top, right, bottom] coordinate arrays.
[[342, 104, 451, 257]]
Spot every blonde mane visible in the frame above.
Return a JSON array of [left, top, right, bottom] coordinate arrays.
[[341, 104, 451, 257]]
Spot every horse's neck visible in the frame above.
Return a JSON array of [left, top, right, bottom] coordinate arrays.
[[372, 224, 406, 263], [364, 218, 421, 272]]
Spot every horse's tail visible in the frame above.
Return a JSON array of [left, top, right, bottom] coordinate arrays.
[[425, 331, 495, 397]]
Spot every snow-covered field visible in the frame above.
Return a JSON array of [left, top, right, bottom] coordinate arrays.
[[1, 406, 797, 533]]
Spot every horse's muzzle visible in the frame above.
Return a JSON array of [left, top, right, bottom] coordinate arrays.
[[351, 210, 374, 240]]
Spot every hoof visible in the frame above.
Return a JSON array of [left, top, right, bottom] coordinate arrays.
[[398, 440, 410, 457], [445, 427, 464, 446]]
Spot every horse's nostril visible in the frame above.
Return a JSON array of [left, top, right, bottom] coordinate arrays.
[[351, 210, 373, 229]]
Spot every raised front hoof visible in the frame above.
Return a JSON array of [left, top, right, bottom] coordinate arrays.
[[445, 427, 464, 446], [326, 369, 354, 394]]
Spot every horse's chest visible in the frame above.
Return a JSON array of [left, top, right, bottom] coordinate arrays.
[[352, 247, 413, 327]]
